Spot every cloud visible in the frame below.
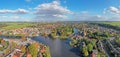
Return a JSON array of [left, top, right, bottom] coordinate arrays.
[[104, 6, 120, 15], [89, 15, 108, 21], [34, 1, 72, 21], [0, 8, 29, 14], [71, 12, 108, 21], [0, 15, 30, 22], [0, 16, 21, 20], [0, 16, 20, 22], [102, 6, 120, 21], [108, 15, 120, 21]]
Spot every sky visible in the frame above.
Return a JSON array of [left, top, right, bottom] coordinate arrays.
[[0, 0, 120, 22]]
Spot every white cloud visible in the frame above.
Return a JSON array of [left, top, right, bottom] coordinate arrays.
[[0, 8, 29, 14], [104, 6, 120, 15], [108, 15, 120, 21], [53, 14, 67, 19], [0, 15, 31, 22], [11, 16, 20, 19], [70, 10, 120, 21], [0, 16, 20, 19], [0, 16, 19, 22], [103, 6, 120, 21], [71, 12, 108, 21], [34, 1, 72, 21]]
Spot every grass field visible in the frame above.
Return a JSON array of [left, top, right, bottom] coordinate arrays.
[[1, 22, 35, 30], [102, 22, 120, 27], [90, 22, 120, 30], [1, 22, 120, 30]]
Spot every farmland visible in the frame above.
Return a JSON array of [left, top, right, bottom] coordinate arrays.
[[0, 22, 35, 30], [102, 22, 120, 27]]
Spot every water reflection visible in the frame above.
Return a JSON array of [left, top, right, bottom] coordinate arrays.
[[32, 36, 80, 57]]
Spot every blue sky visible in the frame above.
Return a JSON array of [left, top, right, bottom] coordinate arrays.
[[0, 0, 120, 22]]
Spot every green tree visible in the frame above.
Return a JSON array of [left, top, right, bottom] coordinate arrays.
[[115, 38, 120, 46], [84, 50, 89, 57], [28, 44, 38, 57], [21, 46, 26, 53], [82, 46, 89, 57], [87, 43, 93, 52], [97, 53, 100, 57]]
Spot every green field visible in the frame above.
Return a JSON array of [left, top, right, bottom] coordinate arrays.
[[90, 22, 120, 30], [102, 22, 120, 27], [1, 22, 120, 30], [0, 22, 35, 30]]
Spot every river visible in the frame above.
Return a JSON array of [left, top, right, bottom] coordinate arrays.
[[32, 36, 80, 57]]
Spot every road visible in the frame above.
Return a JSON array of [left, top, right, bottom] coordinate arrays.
[[101, 40, 110, 57], [0, 39, 13, 57]]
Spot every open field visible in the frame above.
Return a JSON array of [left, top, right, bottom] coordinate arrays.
[[89, 22, 120, 31], [0, 22, 35, 30], [102, 22, 120, 27], [1, 22, 120, 30]]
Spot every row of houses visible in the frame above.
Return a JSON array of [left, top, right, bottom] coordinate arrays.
[[2, 38, 48, 57], [0, 28, 40, 37], [106, 40, 120, 55]]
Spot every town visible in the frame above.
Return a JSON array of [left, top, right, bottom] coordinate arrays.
[[0, 22, 120, 57], [0, 36, 51, 57]]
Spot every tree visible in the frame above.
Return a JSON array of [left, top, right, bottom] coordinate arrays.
[[84, 50, 89, 57], [69, 39, 78, 47], [87, 43, 93, 52], [97, 53, 101, 57], [82, 46, 89, 57], [4, 49, 10, 55], [28, 44, 38, 57], [104, 32, 110, 38], [21, 46, 26, 53], [91, 39, 97, 49], [115, 38, 120, 47]]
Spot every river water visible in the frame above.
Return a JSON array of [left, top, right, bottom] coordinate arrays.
[[32, 36, 80, 57]]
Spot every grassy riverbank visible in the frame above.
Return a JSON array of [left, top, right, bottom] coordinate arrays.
[[45, 46, 51, 57]]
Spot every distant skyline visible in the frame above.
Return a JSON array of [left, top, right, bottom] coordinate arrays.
[[0, 0, 120, 22]]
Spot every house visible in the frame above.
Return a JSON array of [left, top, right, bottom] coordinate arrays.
[[40, 45, 45, 53], [7, 49, 22, 57], [81, 31, 86, 37], [91, 52, 96, 57], [13, 51, 22, 57], [0, 31, 2, 35], [91, 50, 98, 57], [26, 48, 32, 57], [38, 53, 43, 57], [97, 40, 104, 51], [0, 44, 3, 47], [80, 42, 86, 48]]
